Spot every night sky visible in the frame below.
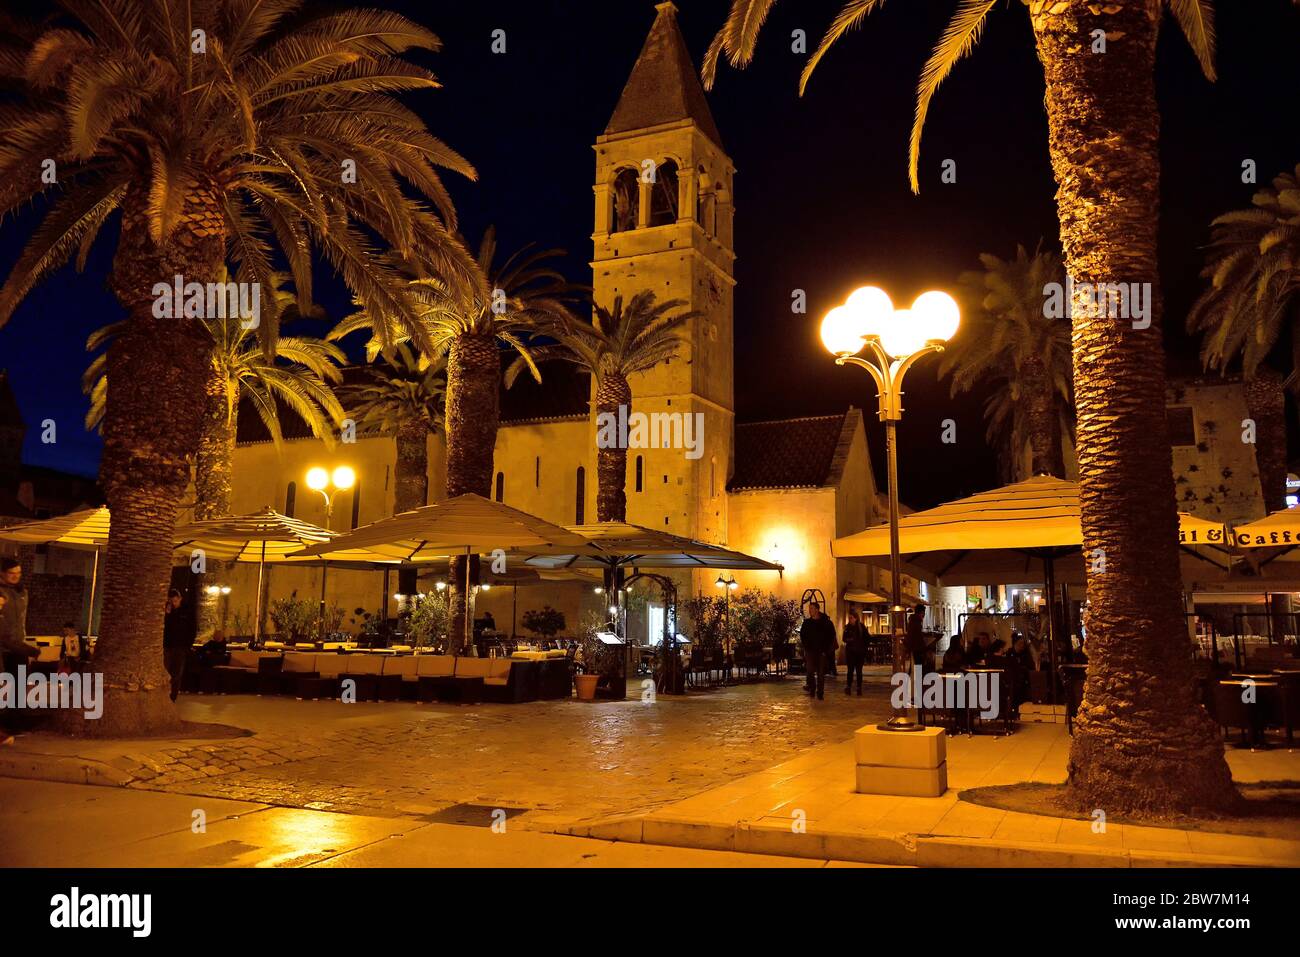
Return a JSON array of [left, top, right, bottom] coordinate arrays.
[[2, 0, 1299, 509]]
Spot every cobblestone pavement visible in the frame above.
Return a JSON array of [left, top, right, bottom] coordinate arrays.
[[117, 676, 894, 829]]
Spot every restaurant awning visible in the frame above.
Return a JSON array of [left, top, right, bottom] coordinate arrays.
[[831, 475, 1231, 586], [521, 522, 784, 573]]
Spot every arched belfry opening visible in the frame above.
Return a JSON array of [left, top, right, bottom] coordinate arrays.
[[612, 167, 640, 233], [648, 159, 679, 226]]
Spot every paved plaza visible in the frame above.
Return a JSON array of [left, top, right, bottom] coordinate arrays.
[[0, 676, 895, 830]]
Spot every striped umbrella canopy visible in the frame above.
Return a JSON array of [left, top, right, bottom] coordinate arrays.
[[172, 507, 345, 563], [0, 506, 110, 549], [831, 475, 1231, 586]]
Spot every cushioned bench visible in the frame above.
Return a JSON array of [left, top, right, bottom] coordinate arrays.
[[340, 654, 384, 701], [416, 654, 457, 702], [379, 656, 419, 701]]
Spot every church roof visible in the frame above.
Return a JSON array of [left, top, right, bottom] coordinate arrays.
[[500, 363, 590, 424], [729, 410, 860, 491], [605, 2, 723, 147]]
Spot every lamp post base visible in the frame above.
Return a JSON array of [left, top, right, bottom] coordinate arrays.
[[881, 713, 928, 732]]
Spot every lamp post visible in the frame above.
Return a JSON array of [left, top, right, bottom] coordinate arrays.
[[305, 465, 356, 639], [821, 286, 959, 731], [715, 575, 738, 684]]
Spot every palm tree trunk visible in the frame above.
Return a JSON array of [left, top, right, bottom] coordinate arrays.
[[194, 366, 234, 640], [595, 373, 632, 522], [1022, 354, 1065, 478], [1030, 0, 1236, 813], [444, 333, 501, 653], [393, 420, 429, 514], [73, 183, 225, 736], [1242, 366, 1287, 513]]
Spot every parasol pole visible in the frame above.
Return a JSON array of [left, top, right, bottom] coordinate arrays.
[[463, 546, 472, 656], [254, 541, 266, 643], [86, 547, 101, 637]]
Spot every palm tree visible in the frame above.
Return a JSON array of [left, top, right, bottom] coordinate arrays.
[[941, 245, 1072, 480], [84, 311, 347, 522], [1187, 164, 1300, 512], [705, 0, 1236, 813], [516, 292, 695, 521], [0, 2, 477, 734], [343, 344, 446, 514], [337, 228, 579, 650]]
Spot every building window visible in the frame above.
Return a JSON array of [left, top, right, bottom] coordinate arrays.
[[1168, 407, 1196, 446], [635, 455, 643, 492], [575, 467, 586, 524], [535, 456, 540, 488], [611, 168, 640, 233], [495, 471, 505, 502], [284, 481, 296, 518], [350, 480, 361, 529], [648, 160, 679, 226]]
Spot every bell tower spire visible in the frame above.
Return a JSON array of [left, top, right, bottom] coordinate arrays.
[[591, 3, 735, 546]]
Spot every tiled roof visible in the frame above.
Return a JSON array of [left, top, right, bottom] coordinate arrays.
[[729, 411, 855, 491], [605, 2, 723, 147]]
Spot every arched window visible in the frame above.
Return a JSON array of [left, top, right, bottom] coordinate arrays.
[[575, 467, 586, 524], [648, 160, 679, 227], [495, 471, 505, 502], [535, 456, 540, 488], [350, 480, 362, 529], [635, 455, 644, 493], [611, 168, 640, 233], [284, 481, 297, 518]]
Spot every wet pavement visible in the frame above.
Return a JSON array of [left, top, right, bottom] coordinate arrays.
[[108, 675, 895, 829]]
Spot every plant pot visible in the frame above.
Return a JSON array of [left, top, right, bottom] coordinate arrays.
[[575, 673, 599, 701]]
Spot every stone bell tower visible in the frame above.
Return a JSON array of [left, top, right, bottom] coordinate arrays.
[[591, 2, 735, 547]]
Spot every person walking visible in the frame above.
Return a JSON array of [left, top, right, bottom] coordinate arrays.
[[842, 610, 868, 695], [799, 601, 835, 700], [162, 589, 194, 703], [1, 557, 39, 746]]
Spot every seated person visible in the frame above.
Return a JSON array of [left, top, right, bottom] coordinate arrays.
[[58, 622, 81, 671], [197, 630, 229, 668], [941, 634, 965, 671], [966, 631, 993, 666]]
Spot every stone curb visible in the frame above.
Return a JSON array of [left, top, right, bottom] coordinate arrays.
[[0, 750, 134, 788], [559, 813, 1285, 868]]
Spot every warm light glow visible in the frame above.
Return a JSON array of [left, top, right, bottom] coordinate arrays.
[[480, 583, 492, 591], [846, 285, 894, 339], [819, 305, 867, 357], [220, 586, 231, 595], [394, 593, 405, 600], [435, 581, 447, 591], [332, 465, 356, 490], [306, 467, 329, 491], [594, 586, 604, 594], [715, 575, 726, 589], [878, 308, 937, 358], [911, 290, 960, 343], [608, 605, 618, 615], [205, 585, 220, 596], [728, 579, 738, 591]]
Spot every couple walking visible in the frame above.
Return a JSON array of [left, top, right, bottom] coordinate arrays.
[[799, 602, 870, 699]]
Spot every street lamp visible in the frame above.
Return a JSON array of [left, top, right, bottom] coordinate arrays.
[[306, 465, 355, 639], [306, 465, 356, 529], [821, 285, 959, 731]]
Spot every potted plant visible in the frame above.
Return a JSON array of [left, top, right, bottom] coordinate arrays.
[[521, 606, 566, 644], [576, 610, 613, 701]]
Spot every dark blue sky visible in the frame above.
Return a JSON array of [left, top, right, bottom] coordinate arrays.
[[2, 0, 1299, 507]]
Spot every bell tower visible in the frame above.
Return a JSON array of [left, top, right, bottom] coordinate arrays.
[[591, 1, 735, 546]]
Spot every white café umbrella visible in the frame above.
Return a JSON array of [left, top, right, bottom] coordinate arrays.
[[0, 506, 109, 634], [294, 494, 594, 651], [171, 506, 397, 641]]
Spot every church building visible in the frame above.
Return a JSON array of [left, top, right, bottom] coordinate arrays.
[[215, 3, 889, 639]]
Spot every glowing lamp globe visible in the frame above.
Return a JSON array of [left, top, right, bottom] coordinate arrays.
[[845, 286, 894, 339], [332, 465, 356, 490], [911, 290, 960, 343], [306, 467, 329, 491], [819, 305, 867, 357], [877, 309, 932, 358]]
